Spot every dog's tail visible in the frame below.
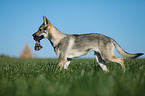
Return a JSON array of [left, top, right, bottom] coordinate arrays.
[[111, 38, 143, 59]]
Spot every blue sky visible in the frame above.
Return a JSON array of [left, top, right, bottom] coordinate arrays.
[[0, 0, 145, 58]]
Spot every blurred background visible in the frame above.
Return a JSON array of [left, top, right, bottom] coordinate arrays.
[[0, 0, 145, 58]]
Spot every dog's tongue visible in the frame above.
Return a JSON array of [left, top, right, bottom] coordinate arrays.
[[34, 41, 43, 51]]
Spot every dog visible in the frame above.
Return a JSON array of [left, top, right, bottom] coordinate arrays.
[[32, 16, 143, 72]]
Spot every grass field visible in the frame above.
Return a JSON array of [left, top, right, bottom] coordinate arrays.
[[0, 57, 145, 96]]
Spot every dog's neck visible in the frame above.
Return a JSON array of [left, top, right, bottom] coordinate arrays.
[[48, 24, 67, 47]]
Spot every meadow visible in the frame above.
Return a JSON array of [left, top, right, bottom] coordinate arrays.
[[0, 57, 145, 96]]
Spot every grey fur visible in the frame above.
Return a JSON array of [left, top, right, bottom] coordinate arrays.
[[33, 16, 143, 72]]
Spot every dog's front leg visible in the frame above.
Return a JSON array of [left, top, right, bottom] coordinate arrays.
[[56, 58, 67, 71]]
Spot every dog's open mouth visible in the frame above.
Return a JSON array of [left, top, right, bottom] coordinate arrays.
[[33, 35, 44, 42], [33, 35, 44, 51]]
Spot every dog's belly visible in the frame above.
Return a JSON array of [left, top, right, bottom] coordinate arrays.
[[66, 49, 92, 58]]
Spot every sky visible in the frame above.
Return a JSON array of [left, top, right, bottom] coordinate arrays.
[[0, 0, 145, 58]]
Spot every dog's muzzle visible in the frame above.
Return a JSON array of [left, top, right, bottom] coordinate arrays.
[[32, 34, 44, 42]]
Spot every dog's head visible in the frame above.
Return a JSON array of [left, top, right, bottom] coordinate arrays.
[[32, 16, 50, 42]]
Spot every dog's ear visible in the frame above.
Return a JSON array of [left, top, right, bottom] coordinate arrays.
[[43, 16, 49, 25]]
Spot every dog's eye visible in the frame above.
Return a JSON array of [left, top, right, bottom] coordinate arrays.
[[43, 27, 47, 30]]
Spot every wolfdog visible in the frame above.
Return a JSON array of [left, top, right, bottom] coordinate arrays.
[[32, 16, 143, 72]]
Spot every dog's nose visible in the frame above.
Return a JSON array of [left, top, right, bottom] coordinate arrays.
[[32, 33, 36, 37]]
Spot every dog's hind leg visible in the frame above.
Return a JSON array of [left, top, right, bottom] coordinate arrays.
[[101, 43, 126, 71], [107, 55, 125, 71], [94, 51, 109, 72]]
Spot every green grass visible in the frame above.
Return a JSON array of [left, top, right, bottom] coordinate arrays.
[[0, 57, 145, 96]]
